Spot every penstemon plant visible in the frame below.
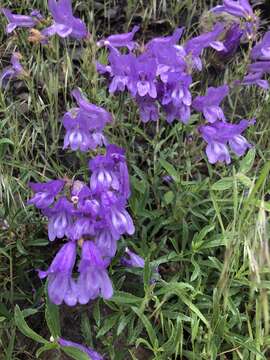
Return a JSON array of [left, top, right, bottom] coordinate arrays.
[[1, 0, 269, 358]]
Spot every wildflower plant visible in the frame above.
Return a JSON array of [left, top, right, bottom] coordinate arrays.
[[1, 0, 270, 358]]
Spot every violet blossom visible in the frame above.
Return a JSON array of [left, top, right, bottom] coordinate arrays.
[[28, 179, 65, 209], [136, 95, 159, 123], [89, 144, 130, 199], [218, 24, 243, 59], [0, 52, 25, 87], [97, 25, 139, 50], [146, 27, 184, 49], [212, 0, 255, 19], [62, 89, 111, 152], [1, 8, 37, 33], [77, 241, 113, 304], [38, 241, 77, 306], [241, 72, 269, 90], [106, 49, 136, 94], [199, 119, 254, 164], [121, 248, 145, 268], [251, 32, 270, 61], [192, 85, 229, 123], [58, 338, 103, 360], [162, 72, 192, 124], [42, 0, 88, 39], [184, 23, 225, 70], [43, 197, 74, 241], [100, 192, 135, 239], [211, 0, 258, 39]]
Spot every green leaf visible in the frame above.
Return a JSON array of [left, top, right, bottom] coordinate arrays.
[[239, 148, 256, 174], [163, 191, 174, 205], [162, 316, 183, 357], [45, 292, 61, 339], [180, 295, 210, 329], [61, 346, 91, 360], [236, 173, 253, 188], [14, 305, 48, 344], [211, 177, 233, 191], [109, 291, 142, 305], [159, 158, 179, 182], [36, 343, 59, 358], [96, 314, 118, 338], [117, 313, 133, 336], [0, 138, 14, 146], [131, 307, 158, 347], [192, 224, 215, 251], [143, 257, 151, 291]]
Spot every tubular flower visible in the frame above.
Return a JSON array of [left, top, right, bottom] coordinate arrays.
[[38, 241, 77, 306], [199, 119, 254, 164], [97, 25, 139, 50], [42, 0, 88, 39], [58, 338, 103, 360], [1, 8, 37, 33], [192, 85, 229, 123], [0, 53, 25, 87]]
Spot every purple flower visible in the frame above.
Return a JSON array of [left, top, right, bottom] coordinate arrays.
[[105, 49, 136, 94], [145, 27, 184, 49], [95, 227, 118, 258], [212, 0, 255, 19], [58, 338, 103, 360], [30, 10, 44, 20], [0, 52, 25, 87], [162, 72, 192, 123], [121, 248, 145, 268], [145, 31, 187, 76], [44, 197, 74, 241], [248, 61, 270, 74], [89, 144, 130, 199], [77, 241, 113, 304], [101, 192, 135, 239], [42, 0, 88, 39], [184, 23, 225, 70], [97, 25, 139, 50], [28, 179, 65, 209], [192, 85, 229, 123], [1, 8, 37, 33], [241, 72, 269, 89], [133, 55, 157, 98], [211, 0, 258, 39], [136, 96, 159, 123], [62, 110, 107, 152], [69, 217, 95, 241], [251, 31, 270, 61], [199, 119, 254, 164], [218, 24, 243, 59], [62, 89, 111, 152], [71, 89, 112, 125], [38, 241, 77, 306]]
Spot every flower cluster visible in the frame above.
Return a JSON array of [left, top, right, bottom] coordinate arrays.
[[193, 85, 254, 163], [211, 0, 259, 41], [97, 18, 255, 163], [97, 24, 227, 124], [240, 31, 270, 89], [1, 0, 258, 165], [28, 146, 134, 305], [62, 89, 111, 152]]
